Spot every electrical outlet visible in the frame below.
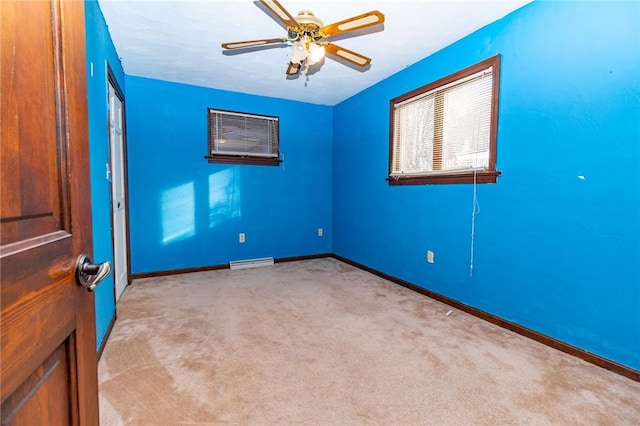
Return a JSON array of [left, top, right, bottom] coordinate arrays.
[[239, 233, 245, 243], [427, 250, 434, 263], [318, 228, 323, 237]]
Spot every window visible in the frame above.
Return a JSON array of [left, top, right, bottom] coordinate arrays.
[[206, 108, 280, 166], [389, 55, 501, 185]]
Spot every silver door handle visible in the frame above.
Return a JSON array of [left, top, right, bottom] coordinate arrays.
[[75, 254, 111, 292]]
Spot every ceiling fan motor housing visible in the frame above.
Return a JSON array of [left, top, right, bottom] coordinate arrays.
[[288, 10, 324, 42]]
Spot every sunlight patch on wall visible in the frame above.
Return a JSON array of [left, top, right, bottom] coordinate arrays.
[[161, 182, 195, 244], [209, 169, 241, 228]]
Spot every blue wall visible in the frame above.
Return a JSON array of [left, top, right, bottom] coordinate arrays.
[[124, 77, 333, 273], [86, 0, 639, 371], [333, 1, 640, 370], [85, 0, 125, 349]]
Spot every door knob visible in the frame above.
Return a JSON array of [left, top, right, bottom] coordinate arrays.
[[75, 254, 111, 292]]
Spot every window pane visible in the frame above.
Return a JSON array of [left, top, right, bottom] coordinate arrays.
[[442, 74, 492, 171], [395, 96, 435, 173], [216, 116, 266, 155]]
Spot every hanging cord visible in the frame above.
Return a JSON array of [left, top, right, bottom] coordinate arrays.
[[304, 62, 310, 87], [469, 170, 480, 277]]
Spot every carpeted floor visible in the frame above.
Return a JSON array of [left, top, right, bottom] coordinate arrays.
[[98, 258, 640, 425]]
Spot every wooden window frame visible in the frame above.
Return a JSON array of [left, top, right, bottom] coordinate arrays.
[[206, 108, 281, 166], [388, 55, 502, 185]]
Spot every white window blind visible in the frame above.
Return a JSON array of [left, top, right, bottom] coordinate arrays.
[[209, 110, 279, 158], [391, 67, 493, 176]]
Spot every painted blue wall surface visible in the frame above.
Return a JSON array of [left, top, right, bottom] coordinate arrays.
[[125, 77, 332, 273], [333, 1, 640, 370], [85, 0, 125, 349]]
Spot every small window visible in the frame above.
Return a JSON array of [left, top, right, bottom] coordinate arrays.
[[389, 55, 501, 185], [206, 109, 280, 166]]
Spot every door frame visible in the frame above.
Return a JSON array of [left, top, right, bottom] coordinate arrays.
[[106, 64, 131, 299]]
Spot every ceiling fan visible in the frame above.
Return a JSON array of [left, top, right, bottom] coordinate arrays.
[[221, 0, 385, 76]]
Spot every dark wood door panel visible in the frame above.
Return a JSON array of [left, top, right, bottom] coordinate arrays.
[[0, 0, 66, 246], [1, 276, 76, 399], [1, 341, 74, 426]]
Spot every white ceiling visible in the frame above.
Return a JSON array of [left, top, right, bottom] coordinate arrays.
[[97, 0, 532, 106]]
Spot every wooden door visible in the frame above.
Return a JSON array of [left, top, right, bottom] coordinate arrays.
[[1, 0, 100, 424]]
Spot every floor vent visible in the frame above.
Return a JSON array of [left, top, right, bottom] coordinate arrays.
[[229, 257, 274, 270]]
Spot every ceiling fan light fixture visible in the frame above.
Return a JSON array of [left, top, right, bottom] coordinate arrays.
[[307, 42, 325, 65], [289, 40, 307, 64]]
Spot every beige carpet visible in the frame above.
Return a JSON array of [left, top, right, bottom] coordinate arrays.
[[98, 258, 640, 425]]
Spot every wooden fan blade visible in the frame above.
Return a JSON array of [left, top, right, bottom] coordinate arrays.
[[222, 38, 287, 50], [260, 0, 299, 29], [321, 11, 384, 37], [286, 62, 301, 75], [325, 43, 371, 67]]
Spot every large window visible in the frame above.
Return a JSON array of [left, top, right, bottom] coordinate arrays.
[[389, 55, 501, 185], [206, 108, 280, 166]]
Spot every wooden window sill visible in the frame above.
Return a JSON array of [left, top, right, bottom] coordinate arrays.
[[205, 155, 281, 166], [387, 170, 501, 185]]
